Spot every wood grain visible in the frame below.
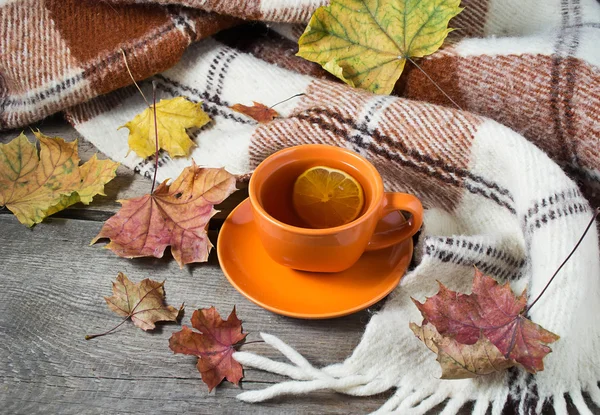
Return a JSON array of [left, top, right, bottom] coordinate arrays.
[[0, 215, 391, 414], [0, 119, 395, 414]]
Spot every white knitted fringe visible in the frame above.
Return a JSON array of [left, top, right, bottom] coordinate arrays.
[[235, 333, 382, 400], [234, 333, 600, 415], [234, 333, 488, 414]]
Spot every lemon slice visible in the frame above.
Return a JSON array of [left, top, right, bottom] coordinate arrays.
[[292, 166, 365, 229]]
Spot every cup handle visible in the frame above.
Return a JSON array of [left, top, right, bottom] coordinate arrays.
[[365, 193, 423, 251]]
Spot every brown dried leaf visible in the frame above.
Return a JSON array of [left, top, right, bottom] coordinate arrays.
[[86, 273, 183, 340], [411, 322, 517, 379], [169, 307, 247, 391], [231, 102, 279, 123], [103, 272, 181, 331]]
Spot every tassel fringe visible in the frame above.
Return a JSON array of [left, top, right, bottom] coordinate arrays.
[[235, 333, 600, 415]]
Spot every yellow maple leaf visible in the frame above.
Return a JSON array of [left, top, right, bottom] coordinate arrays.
[[297, 0, 463, 95], [120, 96, 211, 159], [0, 132, 119, 227]]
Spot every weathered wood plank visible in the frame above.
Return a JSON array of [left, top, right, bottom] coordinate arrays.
[[0, 215, 392, 414]]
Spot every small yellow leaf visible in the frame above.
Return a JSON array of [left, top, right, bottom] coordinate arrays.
[[0, 132, 119, 227], [120, 96, 211, 159], [297, 0, 463, 95]]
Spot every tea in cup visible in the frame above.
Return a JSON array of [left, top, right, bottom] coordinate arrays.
[[248, 144, 423, 273]]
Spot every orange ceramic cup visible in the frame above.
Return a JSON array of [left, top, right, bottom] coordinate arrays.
[[249, 144, 423, 273]]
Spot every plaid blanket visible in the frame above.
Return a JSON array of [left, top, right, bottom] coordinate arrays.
[[0, 0, 237, 130], [2, 0, 600, 414]]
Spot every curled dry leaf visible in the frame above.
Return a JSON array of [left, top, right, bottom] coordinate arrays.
[[92, 163, 237, 268], [410, 322, 517, 379], [169, 306, 247, 391], [297, 0, 462, 95], [231, 102, 279, 123], [0, 132, 118, 227], [120, 96, 211, 159], [86, 272, 182, 340], [412, 268, 559, 374]]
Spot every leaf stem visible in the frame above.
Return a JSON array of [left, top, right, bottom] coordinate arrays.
[[525, 207, 599, 313], [85, 315, 130, 340], [406, 57, 463, 111], [120, 49, 150, 107], [233, 340, 265, 350], [269, 93, 305, 109], [151, 81, 159, 194]]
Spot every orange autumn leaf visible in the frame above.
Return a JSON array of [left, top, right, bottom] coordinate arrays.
[[231, 102, 279, 123], [169, 307, 247, 391], [0, 132, 118, 227], [91, 162, 237, 268], [86, 272, 182, 340], [412, 268, 559, 374]]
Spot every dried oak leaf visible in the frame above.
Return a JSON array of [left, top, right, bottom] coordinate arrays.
[[410, 322, 517, 379], [104, 272, 181, 331], [169, 306, 247, 391], [231, 102, 279, 123], [120, 96, 211, 159], [0, 132, 118, 227], [297, 0, 462, 94], [92, 162, 236, 268], [413, 268, 559, 374]]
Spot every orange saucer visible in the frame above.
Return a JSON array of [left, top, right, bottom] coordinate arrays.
[[217, 199, 413, 319]]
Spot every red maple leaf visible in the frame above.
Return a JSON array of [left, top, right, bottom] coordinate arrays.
[[413, 268, 559, 373], [169, 306, 247, 391]]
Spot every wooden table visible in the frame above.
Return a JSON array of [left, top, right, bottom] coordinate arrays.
[[0, 119, 394, 414]]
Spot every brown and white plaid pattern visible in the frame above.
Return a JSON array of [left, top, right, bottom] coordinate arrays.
[[0, 0, 237, 129], [4, 0, 600, 413], [215, 23, 600, 208]]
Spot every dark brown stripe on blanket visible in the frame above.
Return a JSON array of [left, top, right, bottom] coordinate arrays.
[[47, 0, 171, 64], [0, 0, 237, 130]]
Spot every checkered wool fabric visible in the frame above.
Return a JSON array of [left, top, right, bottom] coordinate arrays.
[[0, 0, 237, 129], [4, 0, 600, 414], [108, 0, 328, 23]]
